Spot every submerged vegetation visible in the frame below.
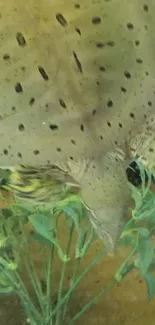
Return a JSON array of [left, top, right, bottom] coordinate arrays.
[[0, 161, 155, 324]]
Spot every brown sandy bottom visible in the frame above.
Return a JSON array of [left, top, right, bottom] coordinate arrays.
[[0, 217, 155, 325]]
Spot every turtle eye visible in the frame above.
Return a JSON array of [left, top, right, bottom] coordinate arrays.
[[126, 161, 142, 187]]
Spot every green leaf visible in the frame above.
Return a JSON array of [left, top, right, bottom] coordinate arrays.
[[129, 183, 142, 210], [119, 234, 136, 247], [29, 214, 69, 262], [136, 160, 147, 194], [144, 273, 155, 301], [135, 208, 155, 221], [63, 206, 81, 233], [76, 226, 95, 258], [30, 233, 51, 247], [115, 263, 136, 282], [68, 200, 83, 215], [29, 214, 55, 241], [121, 219, 137, 238], [135, 228, 150, 237], [138, 234, 154, 276]]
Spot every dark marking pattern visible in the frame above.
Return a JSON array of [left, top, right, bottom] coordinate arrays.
[[38, 67, 49, 81], [73, 51, 83, 73], [16, 32, 26, 46], [56, 13, 67, 26]]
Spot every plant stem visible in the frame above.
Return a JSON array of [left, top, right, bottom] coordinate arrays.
[[23, 254, 45, 314], [68, 279, 117, 325], [19, 221, 45, 316], [15, 272, 42, 322], [62, 226, 90, 321], [41, 246, 48, 277], [55, 221, 75, 325], [1, 215, 42, 324], [46, 243, 54, 324], [62, 257, 81, 321], [115, 239, 138, 282], [48, 248, 106, 322], [29, 251, 44, 297], [2, 267, 41, 322]]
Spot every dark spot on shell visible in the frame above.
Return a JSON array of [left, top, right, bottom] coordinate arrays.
[[143, 4, 148, 12], [99, 65, 106, 72], [3, 54, 10, 60], [59, 98, 66, 108], [96, 42, 104, 48], [124, 71, 131, 79], [107, 121, 111, 127], [74, 3, 80, 8], [75, 28, 81, 35], [21, 66, 26, 72], [135, 40, 140, 46], [136, 58, 143, 64], [100, 135, 103, 140], [92, 109, 96, 116], [56, 13, 67, 26], [130, 113, 135, 118], [49, 124, 59, 130], [148, 101, 152, 107], [70, 156, 74, 160], [118, 123, 123, 128], [18, 123, 25, 131], [107, 100, 113, 107], [3, 149, 8, 155], [33, 150, 40, 155], [80, 124, 84, 131], [16, 32, 26, 46], [121, 87, 127, 93], [149, 148, 154, 152], [92, 17, 101, 24], [71, 139, 76, 145], [107, 41, 115, 47], [38, 66, 49, 81], [56, 147, 61, 152], [17, 152, 22, 158], [15, 82, 23, 93], [11, 106, 16, 111], [73, 51, 83, 73], [126, 23, 134, 29], [29, 97, 35, 106]]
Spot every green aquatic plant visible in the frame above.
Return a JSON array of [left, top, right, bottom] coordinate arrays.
[[116, 161, 155, 300], [0, 194, 103, 325], [0, 162, 155, 325]]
